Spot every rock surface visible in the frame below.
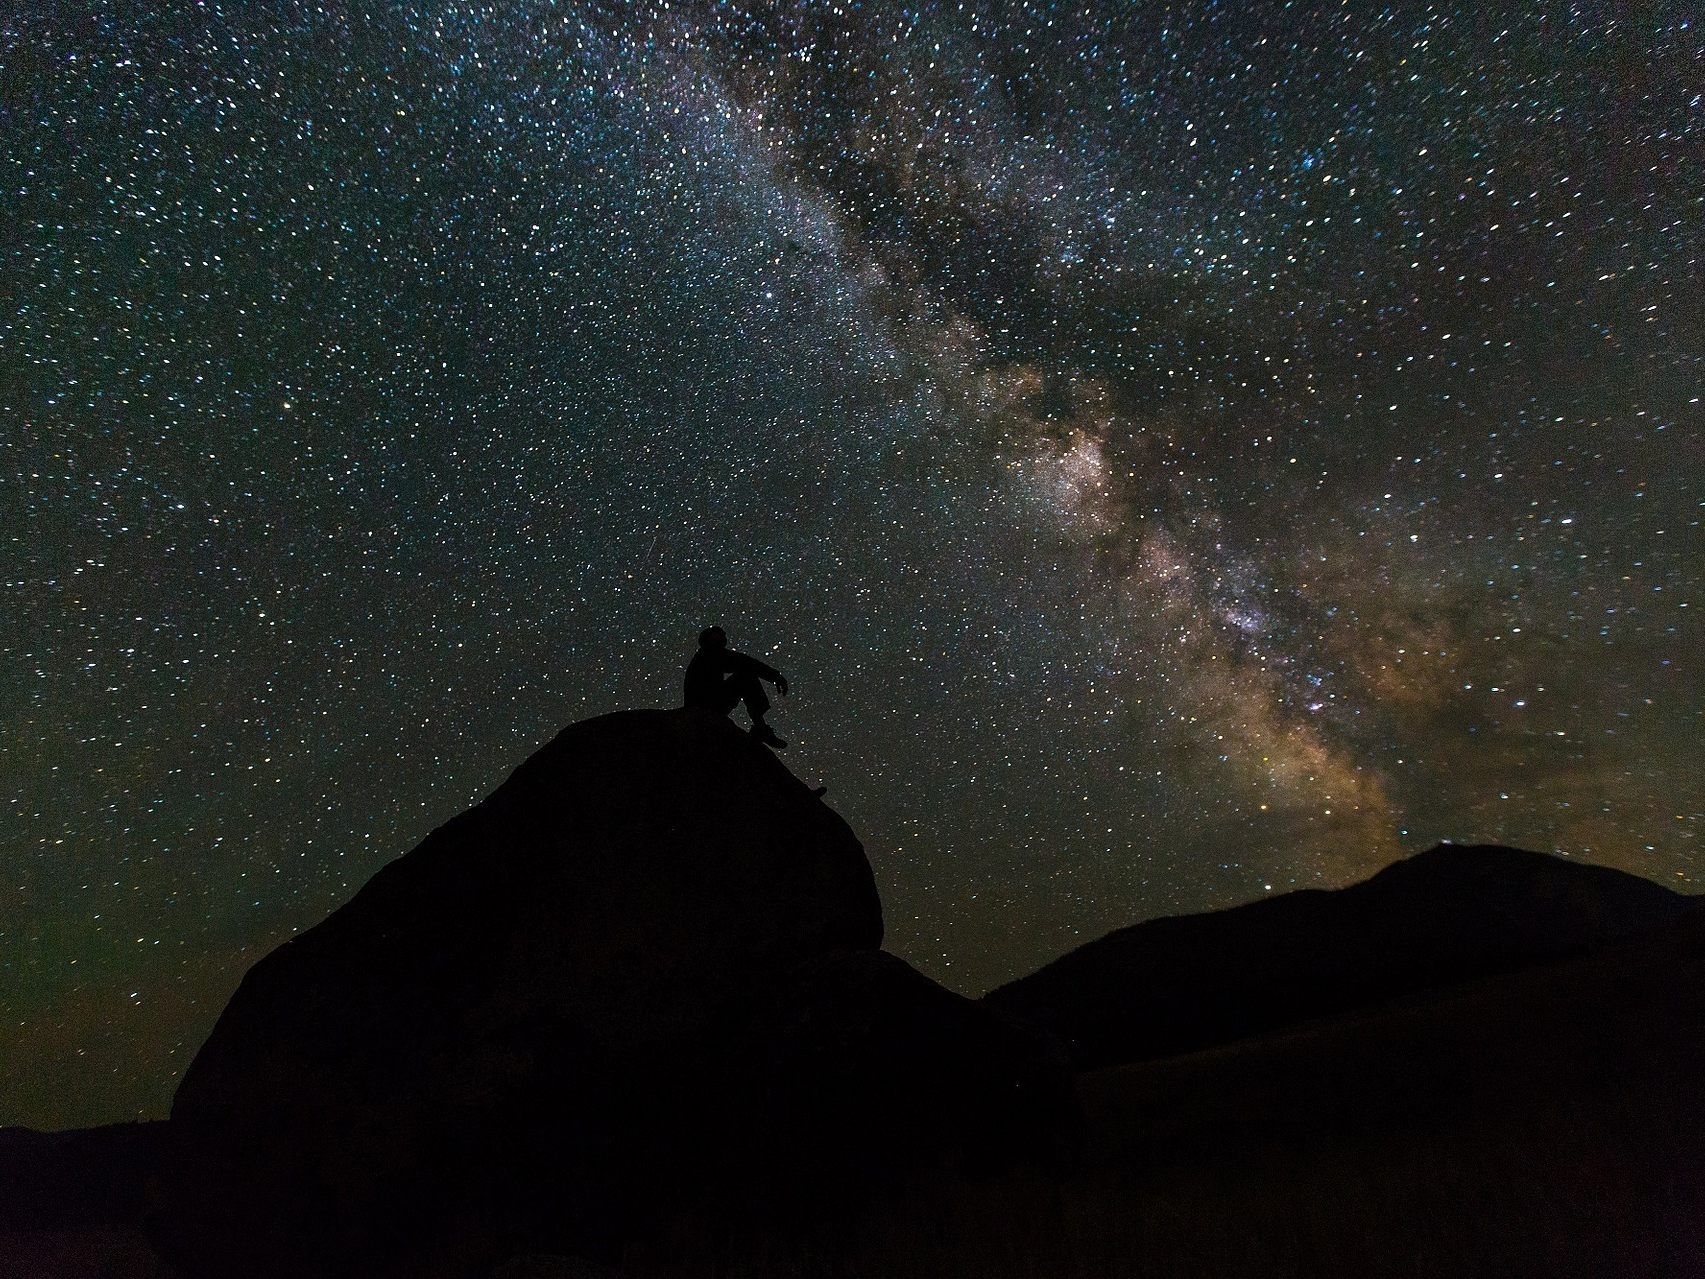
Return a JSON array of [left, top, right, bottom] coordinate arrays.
[[693, 949, 1076, 1185], [158, 709, 1068, 1277], [986, 842, 1692, 1070], [176, 709, 882, 1123]]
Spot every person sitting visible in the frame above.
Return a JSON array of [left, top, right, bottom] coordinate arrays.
[[683, 626, 789, 749]]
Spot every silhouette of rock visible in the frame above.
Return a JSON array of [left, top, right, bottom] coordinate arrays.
[[157, 709, 1068, 1278], [0, 1122, 167, 1234], [179, 709, 880, 1110], [695, 950, 1076, 1185], [489, 1256, 624, 1279], [987, 842, 1692, 1070]]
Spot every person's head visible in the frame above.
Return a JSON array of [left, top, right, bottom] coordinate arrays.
[[698, 625, 727, 651]]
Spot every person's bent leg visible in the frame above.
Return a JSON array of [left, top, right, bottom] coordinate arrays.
[[731, 673, 785, 748], [730, 672, 770, 722], [714, 679, 742, 716]]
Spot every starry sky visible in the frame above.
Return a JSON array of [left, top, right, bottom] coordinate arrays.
[[4, 0, 1700, 1129]]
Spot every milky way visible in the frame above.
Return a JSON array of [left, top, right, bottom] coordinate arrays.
[[4, 0, 1699, 1126]]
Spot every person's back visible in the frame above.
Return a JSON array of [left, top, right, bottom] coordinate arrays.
[[682, 644, 729, 710], [682, 626, 789, 749]]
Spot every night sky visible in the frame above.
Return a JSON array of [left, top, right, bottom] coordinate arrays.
[[5, 1, 1699, 1129]]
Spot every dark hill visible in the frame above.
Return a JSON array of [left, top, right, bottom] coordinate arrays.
[[157, 709, 1070, 1278], [986, 842, 1691, 1070], [1067, 897, 1705, 1278]]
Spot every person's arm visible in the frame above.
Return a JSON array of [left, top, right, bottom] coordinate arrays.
[[729, 650, 787, 693]]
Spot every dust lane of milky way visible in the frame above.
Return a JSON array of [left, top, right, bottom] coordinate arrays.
[[3, 1, 1699, 1128]]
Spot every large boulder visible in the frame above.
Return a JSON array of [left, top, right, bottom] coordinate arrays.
[[163, 709, 885, 1276], [158, 709, 1075, 1278], [694, 949, 1076, 1186]]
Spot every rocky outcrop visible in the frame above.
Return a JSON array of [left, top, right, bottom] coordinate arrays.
[[158, 709, 1069, 1278], [176, 710, 882, 1123], [694, 949, 1076, 1184]]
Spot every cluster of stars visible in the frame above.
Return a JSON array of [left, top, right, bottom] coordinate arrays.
[[2, 0, 1698, 1128]]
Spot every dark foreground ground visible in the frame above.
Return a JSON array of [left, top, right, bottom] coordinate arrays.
[[627, 903, 1705, 1279], [6, 713, 1700, 1278], [9, 900, 1703, 1279]]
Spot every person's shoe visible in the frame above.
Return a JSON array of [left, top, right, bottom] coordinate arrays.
[[751, 721, 787, 750]]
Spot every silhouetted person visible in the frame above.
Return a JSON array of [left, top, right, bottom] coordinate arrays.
[[684, 626, 790, 749]]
